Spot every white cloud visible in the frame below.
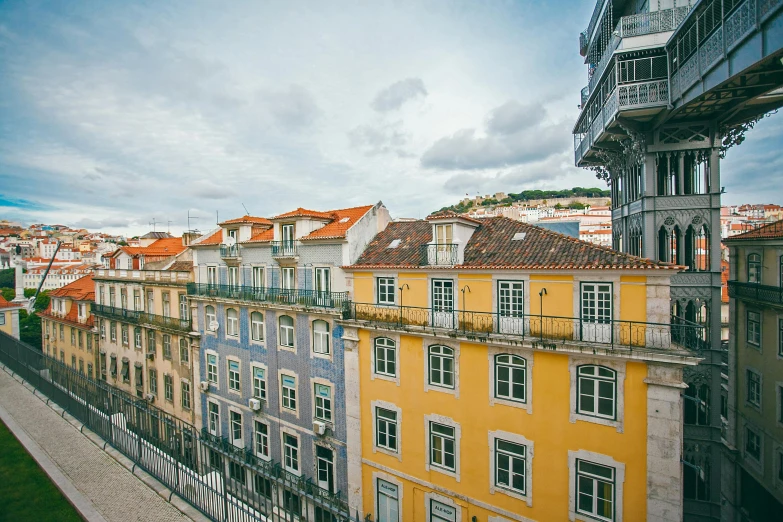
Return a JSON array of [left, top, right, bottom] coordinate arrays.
[[371, 78, 428, 112]]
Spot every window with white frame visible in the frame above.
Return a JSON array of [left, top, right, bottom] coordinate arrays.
[[429, 422, 456, 472], [121, 325, 128, 346], [377, 479, 400, 522], [279, 315, 294, 348], [377, 277, 396, 305], [207, 266, 217, 286], [179, 293, 188, 320], [746, 426, 761, 461], [147, 290, 154, 314], [208, 401, 220, 435], [110, 321, 117, 342], [374, 338, 397, 377], [314, 383, 332, 422], [428, 345, 455, 388], [576, 459, 616, 521], [251, 311, 264, 341], [228, 360, 241, 392], [149, 369, 157, 395], [134, 327, 142, 349], [313, 320, 330, 354], [281, 374, 297, 411], [495, 354, 526, 403], [254, 421, 269, 458], [163, 334, 172, 359], [230, 410, 242, 445], [164, 374, 173, 402], [179, 338, 189, 364], [283, 433, 299, 473], [226, 308, 239, 337], [282, 267, 295, 290], [747, 369, 761, 408], [315, 267, 330, 294], [207, 354, 218, 384], [252, 266, 265, 288], [205, 305, 216, 330], [147, 330, 156, 353], [577, 365, 617, 419], [747, 311, 761, 346], [162, 292, 171, 317], [376, 408, 398, 453], [495, 438, 527, 495], [134, 290, 141, 311], [181, 381, 191, 410], [252, 367, 266, 400]]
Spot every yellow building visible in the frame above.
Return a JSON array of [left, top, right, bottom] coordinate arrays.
[[0, 295, 23, 339], [339, 213, 703, 522], [39, 275, 97, 376]]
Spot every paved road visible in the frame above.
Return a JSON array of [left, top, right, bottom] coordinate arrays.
[[0, 366, 203, 522]]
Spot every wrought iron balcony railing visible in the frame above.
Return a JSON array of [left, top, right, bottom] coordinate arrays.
[[220, 244, 240, 258], [728, 280, 783, 306], [270, 241, 297, 258], [342, 302, 707, 354], [420, 244, 459, 266], [186, 283, 348, 309], [619, 6, 688, 38], [91, 304, 192, 332]]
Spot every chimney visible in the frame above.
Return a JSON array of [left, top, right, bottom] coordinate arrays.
[[182, 232, 199, 246]]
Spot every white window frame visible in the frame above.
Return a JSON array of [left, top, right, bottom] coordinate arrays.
[[371, 400, 402, 460], [181, 379, 191, 410], [252, 266, 265, 288], [281, 267, 295, 291], [229, 408, 243, 448], [488, 430, 534, 506], [281, 428, 301, 476], [424, 414, 461, 481], [205, 305, 217, 335], [251, 364, 267, 401], [254, 420, 270, 460], [206, 265, 217, 285], [207, 400, 220, 436], [134, 327, 142, 350], [227, 358, 241, 394], [280, 372, 298, 416], [279, 315, 295, 350], [313, 381, 333, 423], [373, 472, 403, 522], [179, 338, 189, 365], [250, 311, 264, 342], [312, 319, 330, 356], [377, 277, 396, 306], [206, 351, 219, 387], [569, 357, 625, 432], [163, 373, 174, 402], [568, 449, 625, 522], [226, 308, 239, 338], [423, 491, 461, 522], [423, 340, 459, 397], [488, 346, 533, 413]]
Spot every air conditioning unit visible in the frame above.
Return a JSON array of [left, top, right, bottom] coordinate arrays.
[[200, 381, 210, 392], [145, 393, 155, 402], [313, 421, 326, 436], [248, 398, 262, 411], [146, 352, 155, 360]]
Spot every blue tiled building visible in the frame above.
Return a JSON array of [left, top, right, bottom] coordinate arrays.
[[188, 203, 389, 502]]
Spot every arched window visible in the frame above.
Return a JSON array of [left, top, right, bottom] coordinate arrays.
[[576, 365, 617, 419], [628, 223, 642, 257], [748, 253, 761, 283], [658, 226, 681, 264], [251, 312, 264, 341], [684, 225, 709, 271], [684, 383, 710, 426], [374, 338, 396, 377], [312, 320, 330, 355], [205, 305, 216, 330], [494, 354, 526, 403], [428, 345, 454, 388], [226, 308, 238, 337], [279, 315, 294, 348]]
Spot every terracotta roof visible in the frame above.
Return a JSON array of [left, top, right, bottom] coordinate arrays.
[[272, 208, 336, 220], [196, 230, 223, 246], [244, 228, 275, 243], [348, 217, 679, 270], [0, 295, 22, 309], [300, 205, 374, 240], [117, 237, 186, 257], [166, 261, 194, 272], [49, 275, 95, 301], [426, 210, 482, 225], [725, 220, 783, 240], [218, 215, 272, 226]]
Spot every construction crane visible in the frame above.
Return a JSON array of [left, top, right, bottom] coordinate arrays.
[[13, 240, 62, 314]]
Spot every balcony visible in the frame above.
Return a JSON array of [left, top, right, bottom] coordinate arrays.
[[91, 304, 192, 332], [220, 244, 240, 259], [93, 268, 193, 284], [186, 283, 348, 310], [342, 303, 707, 355], [420, 244, 459, 266], [270, 241, 297, 259], [728, 281, 783, 306]]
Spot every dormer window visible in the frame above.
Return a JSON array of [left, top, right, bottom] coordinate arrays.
[[228, 229, 238, 241], [435, 224, 453, 245], [281, 224, 295, 245]]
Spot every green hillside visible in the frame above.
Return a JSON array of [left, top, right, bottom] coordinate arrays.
[[438, 187, 611, 214]]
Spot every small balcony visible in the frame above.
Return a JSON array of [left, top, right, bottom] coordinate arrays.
[[186, 283, 348, 310], [93, 268, 193, 284], [728, 281, 783, 306], [220, 244, 241, 259], [270, 241, 298, 259], [420, 244, 458, 266], [91, 304, 191, 332], [92, 304, 140, 324], [342, 302, 707, 355]]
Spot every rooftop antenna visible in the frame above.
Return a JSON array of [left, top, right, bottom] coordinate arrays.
[[187, 210, 200, 233], [167, 220, 173, 234], [216, 211, 219, 226], [242, 203, 250, 215], [149, 218, 159, 232]]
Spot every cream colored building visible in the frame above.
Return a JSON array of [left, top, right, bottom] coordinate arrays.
[[0, 295, 22, 339]]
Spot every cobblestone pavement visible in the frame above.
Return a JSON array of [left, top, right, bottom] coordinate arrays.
[[0, 367, 197, 522]]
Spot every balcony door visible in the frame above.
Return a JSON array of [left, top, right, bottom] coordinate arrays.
[[314, 267, 331, 307], [281, 224, 295, 255], [581, 283, 612, 343], [435, 224, 454, 265], [498, 281, 526, 334], [316, 446, 334, 493], [431, 279, 455, 329]]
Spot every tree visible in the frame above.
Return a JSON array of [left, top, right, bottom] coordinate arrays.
[[1, 288, 14, 302], [0, 268, 13, 289]]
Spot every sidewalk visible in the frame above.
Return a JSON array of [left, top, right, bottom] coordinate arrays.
[[0, 365, 207, 522]]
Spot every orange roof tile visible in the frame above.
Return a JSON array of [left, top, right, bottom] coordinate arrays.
[[725, 220, 783, 240], [116, 237, 186, 257], [218, 215, 272, 226], [272, 208, 336, 220], [196, 230, 223, 246], [244, 228, 275, 243], [426, 210, 482, 225], [49, 275, 95, 301], [0, 295, 22, 309], [301, 205, 374, 240]]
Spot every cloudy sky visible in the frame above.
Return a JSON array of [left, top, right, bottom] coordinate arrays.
[[0, 0, 781, 236]]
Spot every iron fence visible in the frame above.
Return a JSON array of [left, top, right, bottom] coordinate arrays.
[[419, 244, 459, 266], [92, 304, 192, 333], [220, 245, 241, 259], [0, 331, 357, 522], [342, 302, 707, 354], [728, 280, 783, 306], [270, 242, 297, 258], [187, 284, 348, 310]]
